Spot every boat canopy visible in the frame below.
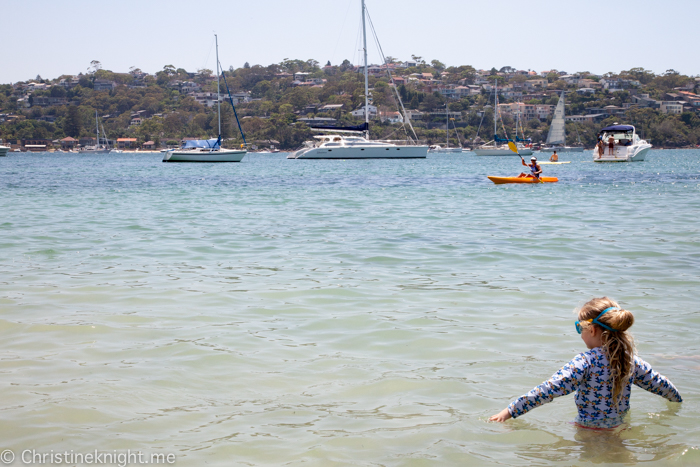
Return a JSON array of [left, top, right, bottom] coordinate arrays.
[[182, 138, 220, 149], [494, 135, 530, 143], [309, 122, 369, 133], [600, 125, 634, 132]]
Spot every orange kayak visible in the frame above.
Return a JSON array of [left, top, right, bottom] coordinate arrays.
[[488, 175, 558, 184]]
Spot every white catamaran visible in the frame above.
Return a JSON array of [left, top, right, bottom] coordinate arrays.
[[540, 91, 584, 153], [163, 35, 247, 163], [287, 0, 428, 160]]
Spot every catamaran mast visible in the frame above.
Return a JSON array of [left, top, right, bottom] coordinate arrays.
[[362, 0, 369, 137], [215, 34, 221, 140]]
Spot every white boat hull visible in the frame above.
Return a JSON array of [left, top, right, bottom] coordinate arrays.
[[79, 148, 112, 154], [473, 147, 533, 156], [539, 146, 585, 153], [289, 145, 428, 159], [429, 148, 463, 154], [593, 144, 651, 162], [163, 149, 247, 162], [0, 146, 8, 156]]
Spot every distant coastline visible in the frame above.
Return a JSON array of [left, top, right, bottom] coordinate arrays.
[[1, 62, 699, 151]]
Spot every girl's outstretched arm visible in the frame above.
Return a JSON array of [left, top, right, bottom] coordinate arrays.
[[491, 353, 589, 422], [633, 356, 682, 402]]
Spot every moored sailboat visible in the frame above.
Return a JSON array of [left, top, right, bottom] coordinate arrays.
[[539, 91, 584, 153], [288, 0, 427, 160], [473, 80, 533, 156], [163, 35, 247, 163]]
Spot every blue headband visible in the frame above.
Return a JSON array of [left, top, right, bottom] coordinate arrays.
[[592, 307, 619, 332]]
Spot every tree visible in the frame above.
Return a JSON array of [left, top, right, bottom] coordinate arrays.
[[89, 60, 102, 73], [340, 59, 353, 72], [64, 105, 82, 137], [244, 62, 250, 69], [431, 60, 446, 71]]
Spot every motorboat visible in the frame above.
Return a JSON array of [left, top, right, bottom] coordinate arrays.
[[474, 80, 533, 156], [288, 0, 427, 160], [540, 91, 584, 153], [164, 35, 247, 163], [593, 124, 651, 162], [0, 144, 8, 156]]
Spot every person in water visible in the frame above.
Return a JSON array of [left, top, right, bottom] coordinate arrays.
[[521, 156, 542, 179], [550, 151, 559, 162], [489, 297, 682, 428]]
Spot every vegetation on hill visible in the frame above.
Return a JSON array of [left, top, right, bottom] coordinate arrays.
[[1, 61, 699, 149]]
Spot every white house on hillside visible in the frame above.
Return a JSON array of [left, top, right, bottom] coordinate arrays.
[[351, 104, 377, 118]]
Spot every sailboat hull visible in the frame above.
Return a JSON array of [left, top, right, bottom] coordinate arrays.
[[291, 145, 427, 159], [163, 149, 247, 162], [539, 147, 585, 153], [473, 147, 533, 156]]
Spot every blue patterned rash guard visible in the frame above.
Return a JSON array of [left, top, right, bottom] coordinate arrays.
[[507, 347, 682, 428]]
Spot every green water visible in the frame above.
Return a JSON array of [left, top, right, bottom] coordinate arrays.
[[0, 150, 698, 466]]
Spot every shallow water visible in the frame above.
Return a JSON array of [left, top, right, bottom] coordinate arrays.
[[1, 149, 699, 466]]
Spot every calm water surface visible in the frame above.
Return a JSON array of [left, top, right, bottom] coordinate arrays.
[[1, 150, 699, 466]]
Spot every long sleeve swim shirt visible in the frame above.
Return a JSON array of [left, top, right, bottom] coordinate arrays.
[[507, 347, 682, 428]]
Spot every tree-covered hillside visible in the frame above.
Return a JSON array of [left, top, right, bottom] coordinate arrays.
[[1, 61, 699, 150]]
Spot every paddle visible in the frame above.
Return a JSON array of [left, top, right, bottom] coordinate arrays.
[[508, 141, 543, 183]]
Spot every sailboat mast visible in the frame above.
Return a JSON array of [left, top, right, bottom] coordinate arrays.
[[95, 110, 99, 147], [494, 80, 498, 144], [215, 34, 221, 138], [362, 0, 369, 132], [446, 102, 449, 148]]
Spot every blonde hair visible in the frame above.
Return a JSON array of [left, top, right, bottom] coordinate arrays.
[[578, 297, 636, 405]]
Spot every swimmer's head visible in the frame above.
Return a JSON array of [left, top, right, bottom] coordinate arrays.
[[576, 297, 636, 404]]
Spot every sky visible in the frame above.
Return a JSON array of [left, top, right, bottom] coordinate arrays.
[[3, 0, 699, 84]]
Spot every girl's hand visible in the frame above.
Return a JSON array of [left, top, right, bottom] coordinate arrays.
[[489, 408, 512, 422]]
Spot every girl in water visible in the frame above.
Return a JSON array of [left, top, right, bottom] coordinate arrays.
[[489, 297, 682, 428]]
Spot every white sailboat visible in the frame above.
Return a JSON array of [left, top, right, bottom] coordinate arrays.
[[78, 111, 111, 154], [473, 80, 533, 156], [429, 103, 463, 153], [288, 0, 428, 160], [539, 91, 584, 153], [163, 35, 247, 163]]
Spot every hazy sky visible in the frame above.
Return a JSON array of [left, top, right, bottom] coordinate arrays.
[[3, 0, 698, 83]]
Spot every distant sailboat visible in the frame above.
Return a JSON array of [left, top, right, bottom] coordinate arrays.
[[540, 91, 584, 153], [473, 80, 533, 156], [429, 102, 463, 153], [78, 111, 111, 154]]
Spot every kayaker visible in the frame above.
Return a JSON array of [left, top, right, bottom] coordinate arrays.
[[550, 151, 559, 162], [489, 297, 682, 428], [521, 156, 542, 179]]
